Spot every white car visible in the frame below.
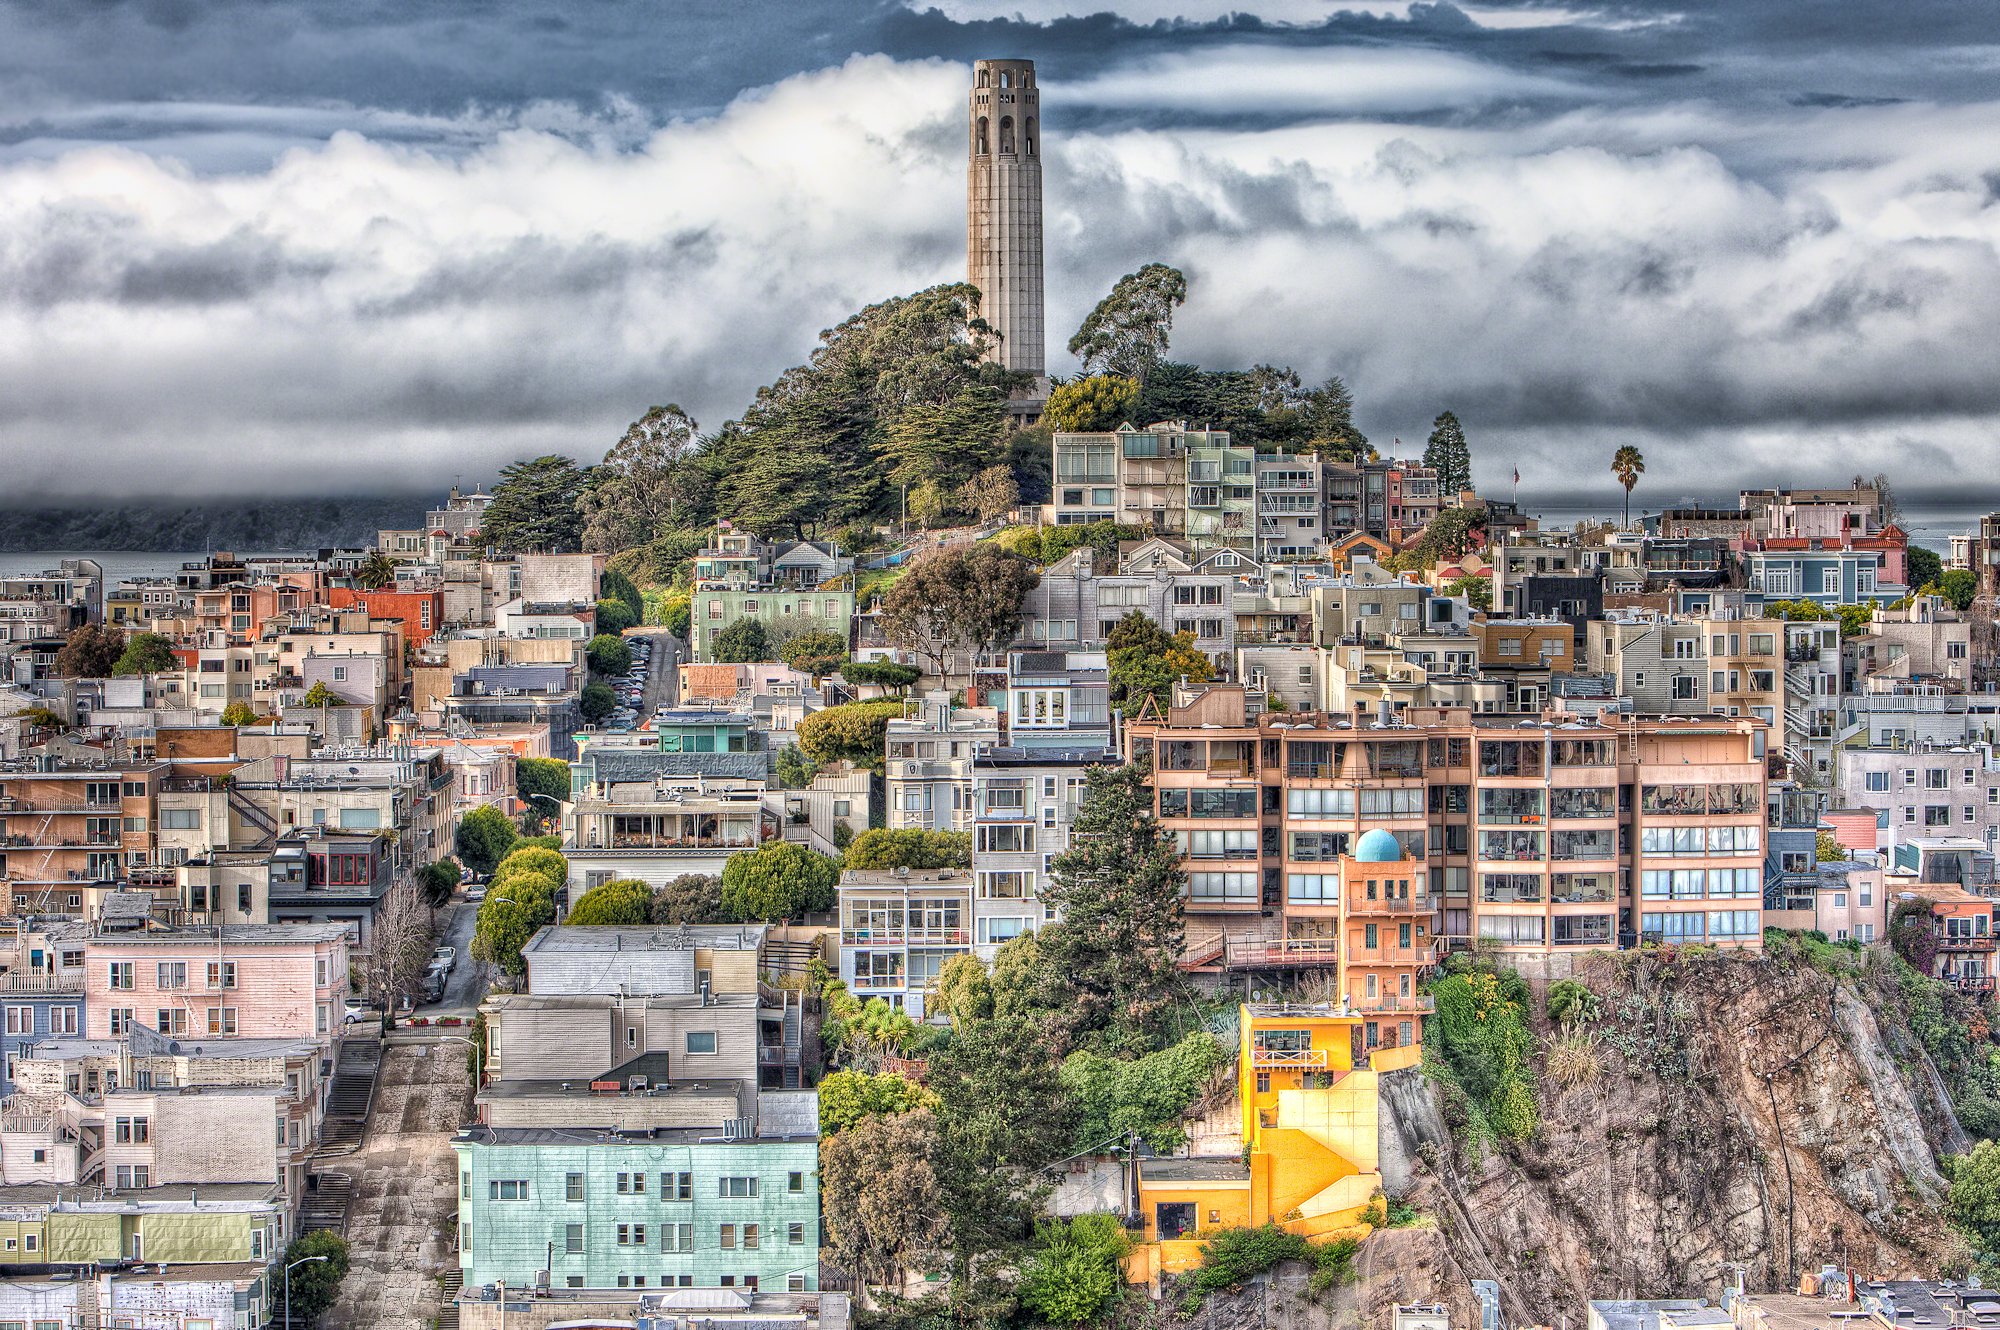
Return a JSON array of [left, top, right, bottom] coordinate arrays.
[[343, 997, 369, 1023]]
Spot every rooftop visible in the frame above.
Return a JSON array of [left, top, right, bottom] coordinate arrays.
[[1138, 1157, 1252, 1183], [520, 924, 768, 956]]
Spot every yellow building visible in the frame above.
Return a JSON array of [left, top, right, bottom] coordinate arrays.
[[1131, 1001, 1395, 1280]]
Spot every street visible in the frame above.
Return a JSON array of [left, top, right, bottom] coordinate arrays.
[[636, 629, 681, 722], [413, 898, 484, 1022]]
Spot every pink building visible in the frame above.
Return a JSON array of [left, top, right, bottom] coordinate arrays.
[[80, 923, 350, 1044]]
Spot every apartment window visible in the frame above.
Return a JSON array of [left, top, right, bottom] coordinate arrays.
[[107, 962, 135, 990], [616, 1171, 646, 1195], [155, 1009, 189, 1036], [741, 1223, 760, 1250], [788, 1170, 805, 1193], [719, 1176, 759, 1198], [156, 961, 187, 990], [113, 1115, 150, 1144], [566, 1172, 585, 1202], [790, 1276, 809, 1293], [108, 1008, 135, 1035], [2, 1007, 30, 1036], [789, 1222, 807, 1245], [113, 1165, 151, 1189], [489, 1180, 530, 1200], [206, 961, 237, 989], [686, 1031, 717, 1055], [664, 1171, 693, 1200], [720, 1224, 737, 1250], [565, 1224, 585, 1254], [616, 1223, 647, 1246], [662, 1223, 693, 1252], [1865, 772, 1890, 792], [206, 1007, 238, 1035]]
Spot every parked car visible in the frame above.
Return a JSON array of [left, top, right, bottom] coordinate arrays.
[[343, 996, 369, 1023], [432, 946, 456, 975]]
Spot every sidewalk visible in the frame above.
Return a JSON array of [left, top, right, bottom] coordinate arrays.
[[320, 1041, 472, 1330]]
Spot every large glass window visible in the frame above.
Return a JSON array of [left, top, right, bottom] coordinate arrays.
[[1287, 788, 1355, 819]]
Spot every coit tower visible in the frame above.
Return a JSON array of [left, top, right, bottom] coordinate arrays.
[[967, 58, 1046, 389]]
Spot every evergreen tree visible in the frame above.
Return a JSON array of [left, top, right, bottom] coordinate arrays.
[[1069, 263, 1188, 382], [1035, 761, 1188, 1056], [1424, 411, 1472, 495], [483, 455, 589, 554]]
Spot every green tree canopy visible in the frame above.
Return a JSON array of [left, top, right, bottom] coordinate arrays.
[[1909, 544, 1945, 596], [579, 680, 617, 724], [719, 841, 839, 920], [1106, 611, 1214, 717], [713, 617, 773, 663], [594, 597, 637, 635], [1950, 1139, 2000, 1253], [600, 566, 646, 623], [819, 1107, 947, 1291], [566, 878, 654, 925], [454, 806, 518, 876], [779, 628, 848, 677], [516, 757, 570, 811], [586, 633, 633, 676], [773, 744, 819, 790], [278, 1231, 351, 1322], [483, 454, 589, 554], [112, 631, 177, 676], [818, 1069, 940, 1133], [1045, 375, 1141, 432], [299, 681, 344, 708], [842, 828, 971, 871], [1063, 1033, 1229, 1153], [1035, 761, 1189, 1056], [1939, 568, 1979, 611], [1019, 1213, 1133, 1326], [219, 701, 260, 727], [54, 624, 123, 678], [796, 699, 906, 770], [1423, 410, 1473, 495], [417, 858, 462, 910], [651, 873, 726, 924], [878, 544, 1037, 676], [1069, 263, 1188, 381], [840, 659, 921, 693], [580, 405, 713, 554]]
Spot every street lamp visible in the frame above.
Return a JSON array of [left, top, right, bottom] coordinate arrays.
[[285, 1253, 329, 1329], [523, 792, 564, 833]]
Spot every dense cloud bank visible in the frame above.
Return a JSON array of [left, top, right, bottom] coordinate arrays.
[[0, 0, 1996, 500]]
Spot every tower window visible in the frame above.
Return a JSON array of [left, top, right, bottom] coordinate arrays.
[[1026, 117, 1037, 156], [979, 69, 990, 88], [1000, 71, 1012, 89], [1000, 116, 1015, 154], [976, 116, 989, 156], [1022, 71, 1034, 89]]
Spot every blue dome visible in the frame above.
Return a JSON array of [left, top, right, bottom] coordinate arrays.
[[1354, 828, 1402, 863]]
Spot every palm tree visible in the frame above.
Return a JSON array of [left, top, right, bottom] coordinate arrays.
[[1612, 446, 1646, 528]]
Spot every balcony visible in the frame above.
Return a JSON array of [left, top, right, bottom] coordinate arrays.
[[1952, 975, 1997, 994], [0, 970, 83, 994], [1345, 894, 1432, 914], [1251, 1046, 1329, 1071], [1352, 993, 1437, 1015], [1348, 945, 1439, 967], [840, 927, 972, 947], [1939, 935, 1997, 953]]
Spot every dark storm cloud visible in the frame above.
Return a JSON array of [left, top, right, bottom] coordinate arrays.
[[0, 0, 1997, 499]]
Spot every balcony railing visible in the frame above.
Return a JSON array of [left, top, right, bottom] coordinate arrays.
[[841, 927, 971, 947], [1939, 936, 1997, 953], [1345, 894, 1432, 914], [1348, 945, 1438, 967], [1352, 994, 1437, 1015], [0, 970, 84, 993], [1251, 1046, 1329, 1070]]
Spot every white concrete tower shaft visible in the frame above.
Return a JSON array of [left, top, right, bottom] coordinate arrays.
[[967, 58, 1046, 381]]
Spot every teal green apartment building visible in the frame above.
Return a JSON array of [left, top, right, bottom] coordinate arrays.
[[454, 1127, 820, 1293], [689, 587, 854, 664]]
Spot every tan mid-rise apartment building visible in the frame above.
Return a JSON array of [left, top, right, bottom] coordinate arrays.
[[1126, 685, 1769, 956]]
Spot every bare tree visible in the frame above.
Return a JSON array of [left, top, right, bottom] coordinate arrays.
[[363, 882, 437, 1017]]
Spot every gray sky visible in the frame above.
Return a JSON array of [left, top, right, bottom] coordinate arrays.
[[1, 0, 1998, 504]]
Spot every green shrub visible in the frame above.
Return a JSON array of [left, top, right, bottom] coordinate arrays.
[[1188, 1225, 1358, 1300], [1546, 979, 1600, 1027], [1424, 964, 1537, 1145], [1019, 1213, 1132, 1324]]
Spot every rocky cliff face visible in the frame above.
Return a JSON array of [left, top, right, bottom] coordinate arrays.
[[1373, 950, 1968, 1327]]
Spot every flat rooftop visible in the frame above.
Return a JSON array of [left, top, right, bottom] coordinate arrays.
[[521, 924, 767, 955]]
